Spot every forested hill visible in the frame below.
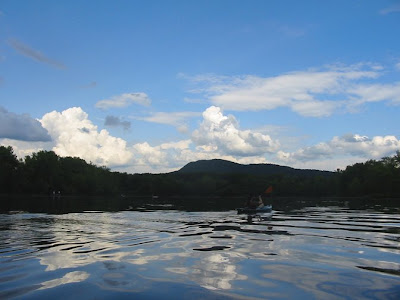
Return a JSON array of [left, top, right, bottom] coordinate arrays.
[[1, 145, 399, 198], [178, 159, 333, 177]]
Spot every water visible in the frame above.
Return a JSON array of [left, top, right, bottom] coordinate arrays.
[[1, 198, 400, 299]]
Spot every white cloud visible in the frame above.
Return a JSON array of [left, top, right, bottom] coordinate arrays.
[[277, 134, 400, 169], [40, 107, 132, 167], [291, 100, 339, 117], [331, 134, 400, 158], [118, 138, 271, 174], [128, 140, 194, 173], [192, 106, 280, 156], [130, 140, 217, 171], [3, 105, 398, 173], [132, 142, 168, 168], [2, 106, 278, 173], [185, 64, 395, 117], [160, 140, 192, 150], [347, 82, 400, 105], [114, 104, 283, 173], [0, 139, 51, 158], [95, 92, 151, 109]]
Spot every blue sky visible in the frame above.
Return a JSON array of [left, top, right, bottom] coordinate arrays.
[[1, 0, 400, 173]]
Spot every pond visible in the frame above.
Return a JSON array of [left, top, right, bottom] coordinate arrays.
[[1, 197, 399, 299]]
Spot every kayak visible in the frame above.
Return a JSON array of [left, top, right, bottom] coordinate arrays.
[[237, 205, 272, 215]]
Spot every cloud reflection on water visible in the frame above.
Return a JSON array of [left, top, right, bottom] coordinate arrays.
[[1, 208, 399, 299], [261, 263, 400, 299], [39, 271, 90, 290]]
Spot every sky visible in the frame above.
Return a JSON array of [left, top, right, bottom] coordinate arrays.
[[1, 0, 400, 173]]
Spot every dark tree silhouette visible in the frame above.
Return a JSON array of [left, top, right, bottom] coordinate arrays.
[[1, 146, 399, 198]]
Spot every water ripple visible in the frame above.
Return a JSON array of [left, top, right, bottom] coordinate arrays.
[[1, 205, 400, 299]]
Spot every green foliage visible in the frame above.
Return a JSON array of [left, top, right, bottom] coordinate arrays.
[[0, 146, 399, 198], [0, 146, 20, 192], [338, 151, 400, 197], [0, 147, 120, 195]]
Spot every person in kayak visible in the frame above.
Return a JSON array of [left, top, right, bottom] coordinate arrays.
[[246, 195, 264, 208]]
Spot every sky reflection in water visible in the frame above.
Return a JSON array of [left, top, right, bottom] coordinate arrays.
[[1, 204, 400, 299]]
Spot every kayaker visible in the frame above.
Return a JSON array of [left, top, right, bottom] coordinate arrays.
[[248, 195, 264, 208]]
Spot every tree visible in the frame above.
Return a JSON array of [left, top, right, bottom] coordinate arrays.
[[0, 146, 21, 192], [23, 150, 61, 193]]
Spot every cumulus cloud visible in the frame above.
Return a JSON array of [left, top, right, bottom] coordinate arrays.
[[130, 140, 194, 172], [117, 138, 271, 174], [2, 106, 277, 173], [0, 139, 51, 159], [104, 115, 131, 130], [192, 106, 279, 156], [40, 107, 132, 166], [7, 38, 66, 69], [0, 106, 51, 141], [277, 134, 400, 165], [132, 142, 168, 168], [185, 64, 396, 117], [115, 104, 281, 173], [4, 104, 397, 173], [95, 92, 151, 109]]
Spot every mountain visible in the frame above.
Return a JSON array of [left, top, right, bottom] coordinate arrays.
[[178, 159, 333, 177]]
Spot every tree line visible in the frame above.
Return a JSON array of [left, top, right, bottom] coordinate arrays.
[[1, 145, 399, 198]]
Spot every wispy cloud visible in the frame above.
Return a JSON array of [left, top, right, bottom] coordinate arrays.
[[96, 92, 151, 109], [80, 81, 97, 89], [184, 63, 397, 117], [278, 24, 307, 37], [138, 111, 200, 126], [380, 4, 400, 15], [7, 38, 66, 69], [347, 82, 400, 105], [136, 111, 200, 133]]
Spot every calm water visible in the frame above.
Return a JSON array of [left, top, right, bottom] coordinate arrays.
[[1, 198, 400, 299]]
